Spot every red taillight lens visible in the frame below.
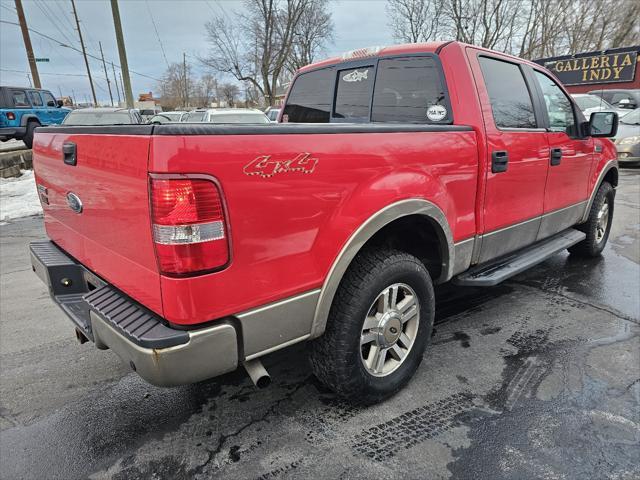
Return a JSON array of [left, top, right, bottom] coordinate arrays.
[[150, 177, 229, 275], [6, 112, 15, 121]]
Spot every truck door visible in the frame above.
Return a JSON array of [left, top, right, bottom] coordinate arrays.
[[529, 70, 593, 240], [27, 90, 48, 124], [40, 90, 64, 125], [468, 53, 549, 263]]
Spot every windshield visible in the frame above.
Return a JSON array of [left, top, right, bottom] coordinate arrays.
[[620, 109, 640, 125], [62, 111, 133, 125], [574, 95, 614, 110], [207, 113, 269, 124], [184, 111, 206, 122]]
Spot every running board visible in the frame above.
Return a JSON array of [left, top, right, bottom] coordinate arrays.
[[453, 229, 586, 287]]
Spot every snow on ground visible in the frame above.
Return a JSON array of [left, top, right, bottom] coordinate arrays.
[[0, 170, 42, 222]]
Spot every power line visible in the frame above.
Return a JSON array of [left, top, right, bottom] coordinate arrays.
[[33, 0, 76, 48], [0, 19, 162, 82], [145, 0, 170, 68], [1, 67, 108, 80]]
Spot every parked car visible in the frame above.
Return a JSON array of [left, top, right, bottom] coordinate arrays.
[[148, 111, 188, 124], [265, 107, 281, 122], [0, 86, 70, 148], [588, 89, 640, 112], [613, 108, 640, 166], [204, 108, 270, 123], [62, 107, 143, 125], [30, 41, 619, 403], [571, 93, 626, 117]]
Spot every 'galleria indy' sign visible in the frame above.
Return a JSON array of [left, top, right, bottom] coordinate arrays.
[[542, 51, 637, 86]]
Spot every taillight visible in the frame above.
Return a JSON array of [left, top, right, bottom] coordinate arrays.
[[150, 176, 229, 275], [6, 112, 15, 121]]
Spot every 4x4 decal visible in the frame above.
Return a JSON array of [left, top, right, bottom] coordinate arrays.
[[243, 153, 318, 178]]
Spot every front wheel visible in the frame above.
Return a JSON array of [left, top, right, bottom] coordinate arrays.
[[569, 181, 614, 257], [309, 248, 435, 404]]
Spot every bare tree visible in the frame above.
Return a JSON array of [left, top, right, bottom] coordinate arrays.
[[157, 62, 197, 110], [220, 83, 240, 107], [386, 0, 640, 59], [287, 0, 333, 72], [387, 0, 443, 43], [193, 73, 219, 107], [203, 0, 333, 106]]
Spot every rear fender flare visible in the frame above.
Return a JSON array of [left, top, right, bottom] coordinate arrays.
[[20, 114, 41, 126], [309, 198, 454, 339]]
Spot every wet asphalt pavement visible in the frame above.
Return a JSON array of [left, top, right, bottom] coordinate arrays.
[[1, 170, 638, 480]]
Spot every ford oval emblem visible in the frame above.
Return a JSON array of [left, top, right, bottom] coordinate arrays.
[[66, 192, 83, 213]]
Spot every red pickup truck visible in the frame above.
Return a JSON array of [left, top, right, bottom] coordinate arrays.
[[30, 42, 619, 403]]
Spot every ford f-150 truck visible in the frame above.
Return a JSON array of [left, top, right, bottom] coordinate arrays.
[[30, 42, 619, 403]]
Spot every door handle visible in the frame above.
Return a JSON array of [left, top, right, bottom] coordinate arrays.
[[491, 150, 508, 173], [550, 148, 562, 166], [62, 142, 76, 166]]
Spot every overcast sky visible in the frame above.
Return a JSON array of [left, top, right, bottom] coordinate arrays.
[[0, 0, 394, 104]]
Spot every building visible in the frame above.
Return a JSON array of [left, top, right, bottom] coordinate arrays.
[[534, 46, 639, 94]]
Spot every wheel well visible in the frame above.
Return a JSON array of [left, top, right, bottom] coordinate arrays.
[[363, 214, 444, 280], [603, 167, 618, 188]]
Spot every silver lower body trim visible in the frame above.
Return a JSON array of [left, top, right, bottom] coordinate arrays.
[[237, 289, 320, 360]]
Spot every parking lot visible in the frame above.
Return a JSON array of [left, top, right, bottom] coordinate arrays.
[[0, 169, 638, 480]]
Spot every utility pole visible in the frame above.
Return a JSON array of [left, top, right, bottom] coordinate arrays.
[[15, 0, 41, 88], [183, 52, 189, 107], [71, 88, 76, 105], [58, 86, 63, 98], [111, 62, 121, 105], [70, 0, 97, 106], [110, 0, 134, 108], [26, 74, 32, 87], [99, 42, 114, 106]]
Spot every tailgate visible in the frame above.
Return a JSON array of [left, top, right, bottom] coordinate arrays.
[[32, 127, 163, 315]]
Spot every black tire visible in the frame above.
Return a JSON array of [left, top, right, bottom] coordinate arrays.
[[22, 121, 39, 149], [309, 248, 435, 404], [569, 181, 614, 257]]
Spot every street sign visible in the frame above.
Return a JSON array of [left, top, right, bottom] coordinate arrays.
[[35, 58, 49, 62]]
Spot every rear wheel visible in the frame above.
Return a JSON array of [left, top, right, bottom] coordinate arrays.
[[569, 181, 614, 257], [22, 121, 39, 149], [309, 248, 435, 403]]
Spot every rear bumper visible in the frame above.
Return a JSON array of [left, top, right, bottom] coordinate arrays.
[[0, 126, 26, 140], [30, 240, 239, 386]]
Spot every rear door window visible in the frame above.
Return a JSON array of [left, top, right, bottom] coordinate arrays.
[[282, 67, 333, 122], [372, 56, 450, 123], [334, 66, 374, 121], [29, 91, 43, 107], [478, 56, 537, 129], [11, 90, 30, 108]]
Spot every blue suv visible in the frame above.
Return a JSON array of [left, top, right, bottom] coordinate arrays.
[[0, 86, 71, 149]]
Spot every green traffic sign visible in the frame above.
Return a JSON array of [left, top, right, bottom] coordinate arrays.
[[35, 58, 49, 62]]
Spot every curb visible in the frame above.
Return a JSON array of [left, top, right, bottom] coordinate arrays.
[[0, 149, 32, 178]]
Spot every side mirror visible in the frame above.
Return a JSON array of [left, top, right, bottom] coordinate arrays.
[[57, 100, 64, 107], [589, 111, 618, 137], [47, 100, 56, 107]]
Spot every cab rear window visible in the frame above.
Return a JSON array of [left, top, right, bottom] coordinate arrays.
[[283, 55, 451, 124]]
